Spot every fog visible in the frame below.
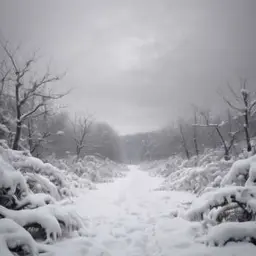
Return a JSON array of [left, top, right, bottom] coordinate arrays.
[[1, 0, 255, 134]]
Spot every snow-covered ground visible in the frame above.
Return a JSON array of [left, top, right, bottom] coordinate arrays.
[[52, 166, 256, 256]]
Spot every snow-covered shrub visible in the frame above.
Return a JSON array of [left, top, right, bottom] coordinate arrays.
[[221, 154, 256, 187], [46, 153, 129, 185], [0, 218, 39, 256], [159, 159, 232, 194], [0, 147, 86, 255], [24, 173, 61, 199], [185, 186, 256, 222], [144, 148, 234, 193], [140, 159, 168, 175], [204, 221, 256, 246], [0, 147, 70, 198], [184, 153, 256, 247]]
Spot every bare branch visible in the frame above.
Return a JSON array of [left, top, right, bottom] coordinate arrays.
[[222, 96, 244, 112], [33, 89, 71, 100], [19, 74, 61, 106], [193, 123, 219, 128], [195, 109, 240, 160], [0, 42, 19, 73], [249, 100, 256, 115], [20, 103, 44, 122], [227, 82, 242, 103], [0, 69, 10, 95]]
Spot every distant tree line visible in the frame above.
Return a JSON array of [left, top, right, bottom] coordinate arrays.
[[0, 42, 123, 162], [122, 81, 256, 163], [1, 42, 255, 164]]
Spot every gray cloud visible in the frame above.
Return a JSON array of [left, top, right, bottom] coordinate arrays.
[[1, 0, 255, 134]]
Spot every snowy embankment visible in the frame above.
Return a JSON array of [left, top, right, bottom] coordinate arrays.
[[0, 142, 128, 255], [141, 149, 234, 194], [139, 148, 256, 252], [2, 139, 256, 255]]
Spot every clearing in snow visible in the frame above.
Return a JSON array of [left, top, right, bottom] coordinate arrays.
[[53, 166, 256, 256]]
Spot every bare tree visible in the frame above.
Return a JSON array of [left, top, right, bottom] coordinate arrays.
[[0, 42, 69, 150], [221, 80, 256, 152], [194, 110, 240, 160], [0, 59, 13, 140], [26, 101, 52, 156], [178, 121, 190, 160], [71, 114, 92, 161], [0, 60, 10, 96], [192, 108, 200, 157]]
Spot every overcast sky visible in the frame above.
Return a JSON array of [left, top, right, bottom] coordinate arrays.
[[1, 0, 255, 134]]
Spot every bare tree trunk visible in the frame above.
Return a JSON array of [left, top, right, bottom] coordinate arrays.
[[12, 85, 21, 150], [76, 145, 82, 161], [221, 81, 254, 153], [179, 123, 190, 160], [27, 120, 33, 152], [243, 110, 252, 152], [12, 121, 21, 150], [241, 84, 252, 152], [215, 127, 230, 160], [193, 112, 199, 156]]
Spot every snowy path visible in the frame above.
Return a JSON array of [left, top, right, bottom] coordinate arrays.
[[54, 166, 256, 256]]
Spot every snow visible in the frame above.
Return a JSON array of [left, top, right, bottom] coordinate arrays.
[[25, 172, 61, 200], [13, 156, 67, 187], [56, 130, 65, 135], [219, 121, 226, 127], [0, 218, 38, 256], [0, 205, 62, 243], [205, 221, 256, 246], [221, 154, 256, 186], [16, 193, 56, 209], [1, 142, 256, 255], [241, 88, 249, 95], [143, 149, 233, 194], [51, 166, 256, 256], [0, 203, 85, 244], [0, 123, 10, 133], [0, 155, 28, 195], [185, 186, 256, 221]]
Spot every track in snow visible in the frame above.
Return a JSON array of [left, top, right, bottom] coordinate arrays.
[[53, 166, 256, 256]]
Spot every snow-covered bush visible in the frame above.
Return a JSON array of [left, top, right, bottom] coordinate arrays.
[[185, 186, 256, 222], [0, 147, 72, 199], [184, 153, 256, 247], [143, 148, 256, 247], [203, 221, 256, 246], [0, 218, 39, 256], [0, 147, 86, 255], [159, 159, 232, 194], [221, 154, 256, 187], [46, 154, 129, 185], [143, 148, 234, 194]]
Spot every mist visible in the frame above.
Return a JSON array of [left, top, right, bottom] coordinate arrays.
[[1, 0, 255, 134]]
